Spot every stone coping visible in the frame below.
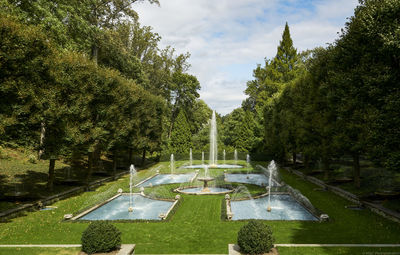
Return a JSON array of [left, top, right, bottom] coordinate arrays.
[[134, 173, 159, 187], [174, 186, 235, 195], [228, 244, 278, 255]]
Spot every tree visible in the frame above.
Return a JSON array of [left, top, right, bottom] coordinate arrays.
[[169, 110, 192, 154], [168, 72, 200, 138], [273, 22, 298, 83]]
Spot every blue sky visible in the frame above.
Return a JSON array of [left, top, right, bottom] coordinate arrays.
[[135, 0, 359, 115]]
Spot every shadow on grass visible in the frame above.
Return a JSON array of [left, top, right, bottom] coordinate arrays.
[[280, 166, 400, 255]]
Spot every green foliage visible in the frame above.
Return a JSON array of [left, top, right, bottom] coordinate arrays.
[[0, 15, 53, 146], [81, 221, 121, 254], [273, 22, 298, 83], [222, 108, 258, 152], [239, 0, 400, 189], [237, 220, 274, 255], [169, 111, 192, 154], [243, 23, 301, 155]]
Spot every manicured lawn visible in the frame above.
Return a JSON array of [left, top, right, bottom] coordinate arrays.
[[0, 160, 399, 254], [0, 247, 80, 255], [277, 247, 400, 255]]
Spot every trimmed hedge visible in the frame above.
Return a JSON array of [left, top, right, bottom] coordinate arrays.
[[237, 220, 274, 254], [81, 221, 121, 254]]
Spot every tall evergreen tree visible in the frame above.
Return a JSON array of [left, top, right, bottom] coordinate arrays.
[[169, 110, 192, 154], [273, 22, 298, 83]]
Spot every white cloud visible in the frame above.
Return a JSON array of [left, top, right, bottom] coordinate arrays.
[[134, 0, 358, 115]]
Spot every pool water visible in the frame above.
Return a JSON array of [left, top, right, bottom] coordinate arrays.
[[179, 187, 232, 194], [230, 194, 318, 221], [137, 173, 195, 187], [184, 164, 243, 169], [225, 173, 277, 186], [79, 194, 174, 221]]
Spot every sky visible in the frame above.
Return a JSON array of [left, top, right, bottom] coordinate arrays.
[[134, 0, 359, 115]]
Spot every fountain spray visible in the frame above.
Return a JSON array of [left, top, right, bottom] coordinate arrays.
[[189, 148, 192, 166], [170, 154, 174, 175], [128, 164, 136, 212], [267, 160, 276, 212], [223, 149, 226, 165], [234, 149, 238, 164], [209, 110, 218, 167]]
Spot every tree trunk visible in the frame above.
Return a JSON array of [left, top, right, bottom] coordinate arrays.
[[93, 147, 101, 172], [141, 149, 146, 166], [91, 45, 98, 64], [292, 152, 297, 166], [322, 157, 330, 180], [352, 152, 361, 188], [86, 152, 94, 188], [47, 158, 56, 192], [38, 122, 46, 160], [113, 151, 117, 178]]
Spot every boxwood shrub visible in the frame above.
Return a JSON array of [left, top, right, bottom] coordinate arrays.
[[237, 220, 274, 254], [81, 221, 121, 254]]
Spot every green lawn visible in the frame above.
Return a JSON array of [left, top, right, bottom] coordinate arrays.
[[276, 247, 400, 255], [0, 247, 80, 255], [1, 246, 399, 255], [0, 160, 399, 254]]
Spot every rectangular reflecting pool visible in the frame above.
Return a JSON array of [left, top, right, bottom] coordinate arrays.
[[225, 173, 277, 186], [137, 173, 195, 187], [78, 194, 174, 221], [230, 194, 318, 221]]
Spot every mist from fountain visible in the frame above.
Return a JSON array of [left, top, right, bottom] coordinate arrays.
[[231, 185, 261, 218], [201, 151, 204, 165]]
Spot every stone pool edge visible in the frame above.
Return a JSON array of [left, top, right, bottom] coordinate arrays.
[[69, 193, 178, 221]]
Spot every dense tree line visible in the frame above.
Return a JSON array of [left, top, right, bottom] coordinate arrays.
[[240, 0, 400, 188], [0, 0, 208, 190]]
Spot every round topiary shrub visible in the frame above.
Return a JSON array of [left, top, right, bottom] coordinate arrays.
[[237, 220, 274, 255], [81, 221, 121, 254]]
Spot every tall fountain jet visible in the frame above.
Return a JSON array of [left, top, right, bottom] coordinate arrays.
[[209, 110, 218, 167], [234, 149, 238, 164], [267, 160, 276, 212], [170, 154, 175, 175], [189, 148, 193, 166], [128, 164, 136, 212]]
